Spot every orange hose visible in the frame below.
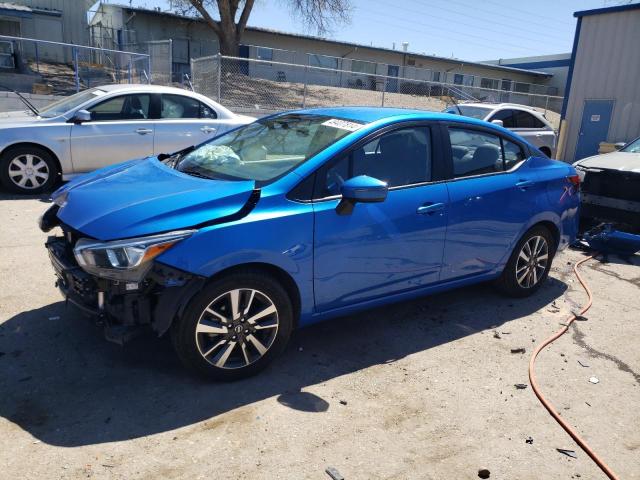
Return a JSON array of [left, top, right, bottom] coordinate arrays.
[[528, 254, 620, 480]]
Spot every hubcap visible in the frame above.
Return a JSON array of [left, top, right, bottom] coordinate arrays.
[[516, 235, 549, 288], [195, 288, 279, 369], [8, 154, 49, 189]]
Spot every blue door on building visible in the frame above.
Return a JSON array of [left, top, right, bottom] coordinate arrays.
[[574, 99, 614, 161], [386, 65, 399, 93]]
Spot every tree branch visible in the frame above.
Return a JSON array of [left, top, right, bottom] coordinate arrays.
[[236, 0, 255, 39], [188, 0, 222, 36]]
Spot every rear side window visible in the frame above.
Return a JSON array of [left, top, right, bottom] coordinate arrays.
[[160, 94, 217, 119], [448, 128, 526, 177], [315, 126, 432, 198]]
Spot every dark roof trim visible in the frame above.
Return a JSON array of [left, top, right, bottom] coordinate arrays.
[[574, 3, 640, 18], [110, 4, 552, 78], [498, 59, 570, 70], [561, 16, 582, 120]]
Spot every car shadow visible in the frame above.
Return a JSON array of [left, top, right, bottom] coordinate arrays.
[[0, 278, 567, 447]]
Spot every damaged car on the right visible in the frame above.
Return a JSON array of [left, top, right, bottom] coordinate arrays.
[[573, 136, 640, 232]]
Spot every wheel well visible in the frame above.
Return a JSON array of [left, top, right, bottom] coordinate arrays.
[[206, 263, 302, 327], [535, 221, 560, 250], [1, 143, 62, 176]]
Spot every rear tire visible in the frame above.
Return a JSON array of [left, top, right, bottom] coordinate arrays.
[[171, 271, 294, 381], [496, 226, 556, 297], [0, 145, 59, 194]]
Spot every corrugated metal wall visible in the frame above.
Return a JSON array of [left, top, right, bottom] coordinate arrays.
[[563, 9, 640, 162], [9, 0, 91, 46]]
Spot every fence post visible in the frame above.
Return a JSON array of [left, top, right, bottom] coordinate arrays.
[[34, 42, 39, 73], [381, 76, 387, 107], [128, 56, 133, 83], [72, 47, 80, 93], [216, 53, 221, 102], [544, 95, 549, 114], [302, 56, 308, 108]]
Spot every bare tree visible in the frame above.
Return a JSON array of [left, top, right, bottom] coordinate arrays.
[[174, 0, 352, 56]]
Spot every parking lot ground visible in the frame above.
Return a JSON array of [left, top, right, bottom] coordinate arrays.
[[0, 192, 638, 480]]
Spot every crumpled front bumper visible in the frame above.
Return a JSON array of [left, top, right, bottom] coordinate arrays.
[[45, 235, 206, 344]]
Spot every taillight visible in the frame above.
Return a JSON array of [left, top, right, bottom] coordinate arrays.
[[566, 174, 581, 187]]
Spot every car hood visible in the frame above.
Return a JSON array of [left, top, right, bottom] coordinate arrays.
[[56, 158, 256, 241], [574, 151, 640, 173], [0, 111, 43, 126]]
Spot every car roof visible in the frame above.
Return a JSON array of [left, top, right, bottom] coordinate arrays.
[[289, 106, 479, 124], [97, 84, 197, 95]]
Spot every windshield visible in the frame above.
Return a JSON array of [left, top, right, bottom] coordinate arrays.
[[621, 137, 640, 153], [38, 88, 106, 118], [176, 114, 364, 183], [442, 105, 492, 120]]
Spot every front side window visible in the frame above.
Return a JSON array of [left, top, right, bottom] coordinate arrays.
[[621, 137, 640, 153], [88, 94, 151, 121], [449, 127, 526, 177], [511, 110, 545, 129], [176, 114, 363, 183], [490, 109, 515, 128], [161, 94, 216, 119], [317, 127, 432, 197]]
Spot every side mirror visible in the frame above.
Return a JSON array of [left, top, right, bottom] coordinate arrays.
[[71, 109, 91, 124], [336, 175, 388, 215], [614, 142, 626, 151], [491, 119, 504, 127]]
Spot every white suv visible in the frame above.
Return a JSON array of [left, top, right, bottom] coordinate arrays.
[[443, 103, 557, 157]]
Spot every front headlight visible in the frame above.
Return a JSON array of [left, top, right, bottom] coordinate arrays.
[[73, 230, 195, 281]]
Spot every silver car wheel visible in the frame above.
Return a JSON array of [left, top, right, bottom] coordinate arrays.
[[8, 154, 50, 189], [195, 288, 279, 369], [515, 235, 549, 288]]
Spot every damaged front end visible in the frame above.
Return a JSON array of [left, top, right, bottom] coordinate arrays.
[[42, 210, 205, 344], [576, 166, 640, 232]]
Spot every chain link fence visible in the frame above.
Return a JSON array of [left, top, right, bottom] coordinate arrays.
[[0, 35, 150, 95], [191, 55, 563, 126]]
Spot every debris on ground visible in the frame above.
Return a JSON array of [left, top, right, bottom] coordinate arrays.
[[514, 384, 528, 390], [493, 331, 501, 339], [511, 348, 526, 354], [557, 449, 578, 459], [589, 376, 600, 384], [526, 437, 534, 444], [339, 400, 348, 406], [325, 466, 344, 480], [478, 468, 491, 478], [572, 313, 588, 321], [578, 360, 590, 368]]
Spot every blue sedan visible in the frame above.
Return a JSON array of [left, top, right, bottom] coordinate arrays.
[[41, 107, 580, 379]]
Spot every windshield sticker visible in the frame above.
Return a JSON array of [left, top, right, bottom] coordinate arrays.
[[322, 118, 363, 131]]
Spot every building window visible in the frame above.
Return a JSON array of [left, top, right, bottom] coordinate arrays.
[[453, 73, 464, 85], [514, 82, 530, 93], [407, 58, 416, 66], [256, 47, 273, 61], [309, 54, 339, 69], [464, 75, 474, 86], [432, 71, 441, 82], [481, 78, 499, 89], [351, 60, 377, 75]]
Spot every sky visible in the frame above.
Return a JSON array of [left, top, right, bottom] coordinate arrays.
[[95, 0, 628, 61]]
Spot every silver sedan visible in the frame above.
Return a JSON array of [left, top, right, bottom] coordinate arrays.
[[0, 84, 255, 193]]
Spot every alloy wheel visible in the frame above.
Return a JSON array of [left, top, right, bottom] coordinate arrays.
[[8, 154, 50, 189], [195, 288, 279, 369], [515, 235, 549, 288]]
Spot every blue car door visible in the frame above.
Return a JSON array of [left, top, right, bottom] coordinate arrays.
[[441, 124, 542, 281], [312, 124, 449, 312]]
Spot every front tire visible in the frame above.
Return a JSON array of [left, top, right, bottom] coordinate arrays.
[[0, 145, 59, 194], [496, 226, 556, 297], [171, 271, 294, 380]]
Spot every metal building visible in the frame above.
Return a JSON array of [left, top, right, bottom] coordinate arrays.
[[559, 3, 640, 162]]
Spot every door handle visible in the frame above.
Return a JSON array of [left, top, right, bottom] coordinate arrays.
[[417, 202, 445, 215], [201, 126, 217, 134], [136, 128, 153, 135], [516, 180, 534, 190]]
